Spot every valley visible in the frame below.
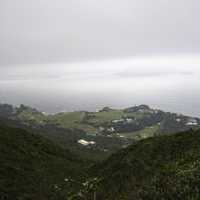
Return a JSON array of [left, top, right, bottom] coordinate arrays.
[[1, 108, 200, 199]]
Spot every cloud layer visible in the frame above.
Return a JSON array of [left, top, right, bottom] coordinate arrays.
[[1, 0, 200, 65]]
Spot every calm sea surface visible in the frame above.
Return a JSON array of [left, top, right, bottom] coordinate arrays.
[[0, 70, 200, 117]]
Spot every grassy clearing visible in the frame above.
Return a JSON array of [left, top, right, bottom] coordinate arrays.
[[120, 124, 160, 140], [87, 110, 124, 125], [87, 110, 151, 125], [48, 110, 156, 135], [49, 111, 97, 132], [50, 111, 85, 125]]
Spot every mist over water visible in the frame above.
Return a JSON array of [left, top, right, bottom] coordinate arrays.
[[1, 0, 200, 117], [1, 56, 200, 117]]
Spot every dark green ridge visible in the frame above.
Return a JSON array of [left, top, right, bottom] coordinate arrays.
[[0, 122, 87, 200], [94, 129, 200, 200]]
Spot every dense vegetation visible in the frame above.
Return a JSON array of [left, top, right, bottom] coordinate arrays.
[[1, 103, 200, 199], [0, 123, 87, 200], [95, 129, 200, 200], [1, 110, 200, 199]]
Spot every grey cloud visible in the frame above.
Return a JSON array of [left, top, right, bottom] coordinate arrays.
[[0, 55, 199, 83], [1, 0, 200, 66], [116, 70, 195, 78]]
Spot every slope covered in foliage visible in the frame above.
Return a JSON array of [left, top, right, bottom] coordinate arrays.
[[95, 129, 200, 200], [0, 123, 87, 200], [1, 107, 200, 200]]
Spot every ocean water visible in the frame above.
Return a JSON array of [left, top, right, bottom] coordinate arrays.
[[1, 57, 200, 116], [0, 67, 200, 117]]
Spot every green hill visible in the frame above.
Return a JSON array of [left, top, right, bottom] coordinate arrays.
[[1, 104, 200, 200], [1, 103, 200, 162], [1, 103, 199, 141], [0, 104, 131, 161], [94, 129, 200, 200], [0, 123, 86, 200]]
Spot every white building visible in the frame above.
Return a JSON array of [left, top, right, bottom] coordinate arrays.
[[77, 139, 96, 146], [176, 118, 181, 122], [126, 118, 133, 123], [112, 119, 124, 123], [107, 127, 115, 132], [186, 118, 198, 126]]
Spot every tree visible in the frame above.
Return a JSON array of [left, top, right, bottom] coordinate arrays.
[[67, 177, 102, 200]]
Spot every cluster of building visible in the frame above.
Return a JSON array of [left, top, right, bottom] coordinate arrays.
[[176, 117, 199, 126], [112, 118, 133, 124], [186, 118, 198, 126]]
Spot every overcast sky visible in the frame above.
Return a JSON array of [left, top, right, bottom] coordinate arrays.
[[1, 0, 200, 65], [1, 0, 200, 115]]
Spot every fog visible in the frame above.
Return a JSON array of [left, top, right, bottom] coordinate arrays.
[[1, 55, 200, 116]]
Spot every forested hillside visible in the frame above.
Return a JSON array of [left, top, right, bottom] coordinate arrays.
[[0, 123, 87, 200], [95, 129, 200, 200]]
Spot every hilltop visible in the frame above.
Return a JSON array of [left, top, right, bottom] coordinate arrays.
[[1, 103, 199, 139], [95, 129, 200, 199]]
